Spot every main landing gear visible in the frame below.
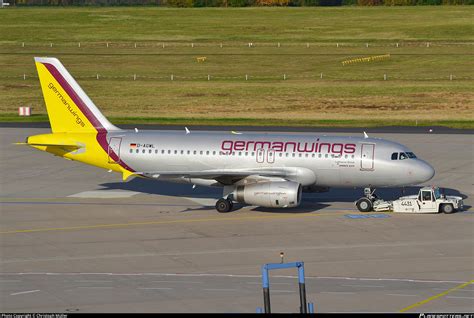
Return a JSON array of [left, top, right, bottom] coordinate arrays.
[[356, 187, 378, 212], [215, 198, 234, 213]]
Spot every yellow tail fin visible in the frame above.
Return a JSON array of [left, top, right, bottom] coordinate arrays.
[[35, 57, 119, 134]]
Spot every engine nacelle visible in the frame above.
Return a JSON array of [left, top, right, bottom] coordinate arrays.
[[232, 181, 302, 208]]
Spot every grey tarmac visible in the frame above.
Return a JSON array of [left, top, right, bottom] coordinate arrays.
[[0, 127, 473, 313]]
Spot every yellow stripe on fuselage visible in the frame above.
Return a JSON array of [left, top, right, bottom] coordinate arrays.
[[27, 133, 122, 173]]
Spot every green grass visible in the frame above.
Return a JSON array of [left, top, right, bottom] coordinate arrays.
[[0, 7, 473, 128], [2, 113, 472, 129], [1, 7, 473, 43]]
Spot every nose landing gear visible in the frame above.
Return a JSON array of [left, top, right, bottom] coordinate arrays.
[[356, 187, 377, 212]]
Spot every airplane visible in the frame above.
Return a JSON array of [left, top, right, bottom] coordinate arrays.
[[22, 57, 435, 213]]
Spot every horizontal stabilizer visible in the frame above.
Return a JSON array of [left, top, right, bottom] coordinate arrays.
[[30, 143, 81, 149], [15, 141, 81, 149]]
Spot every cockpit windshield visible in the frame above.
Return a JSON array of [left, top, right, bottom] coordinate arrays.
[[391, 152, 417, 160]]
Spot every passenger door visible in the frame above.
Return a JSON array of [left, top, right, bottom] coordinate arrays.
[[108, 137, 122, 164], [360, 143, 375, 170]]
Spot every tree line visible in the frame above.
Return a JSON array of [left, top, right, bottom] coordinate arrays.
[[11, 0, 473, 6]]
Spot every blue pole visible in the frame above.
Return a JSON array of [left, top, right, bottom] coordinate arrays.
[[298, 263, 307, 313], [262, 265, 271, 313]]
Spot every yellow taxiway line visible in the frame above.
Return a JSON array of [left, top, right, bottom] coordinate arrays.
[[399, 279, 474, 312], [0, 211, 353, 235]]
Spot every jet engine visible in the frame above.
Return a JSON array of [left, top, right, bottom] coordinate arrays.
[[232, 181, 302, 208]]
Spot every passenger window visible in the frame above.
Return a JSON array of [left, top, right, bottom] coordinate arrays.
[[149, 149, 152, 154], [399, 152, 408, 160], [391, 152, 398, 160], [142, 149, 146, 154], [213, 151, 216, 155], [129, 149, 133, 153], [187, 150, 190, 154], [155, 150, 158, 154]]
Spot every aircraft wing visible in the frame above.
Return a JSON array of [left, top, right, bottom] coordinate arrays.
[[136, 167, 296, 185]]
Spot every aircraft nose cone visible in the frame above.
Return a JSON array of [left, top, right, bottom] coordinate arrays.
[[417, 160, 435, 183]]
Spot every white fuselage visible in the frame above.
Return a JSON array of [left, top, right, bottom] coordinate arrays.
[[108, 130, 435, 188]]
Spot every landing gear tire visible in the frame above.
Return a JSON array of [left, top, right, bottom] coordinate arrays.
[[441, 204, 454, 214], [356, 198, 373, 212], [216, 198, 233, 213]]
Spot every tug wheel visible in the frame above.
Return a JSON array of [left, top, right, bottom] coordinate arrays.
[[441, 204, 454, 214], [356, 198, 373, 212]]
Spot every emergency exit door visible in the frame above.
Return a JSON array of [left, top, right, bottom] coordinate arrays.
[[360, 143, 375, 170], [256, 148, 265, 163]]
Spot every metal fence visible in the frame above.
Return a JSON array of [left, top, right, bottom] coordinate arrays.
[[0, 73, 470, 81], [3, 41, 474, 49]]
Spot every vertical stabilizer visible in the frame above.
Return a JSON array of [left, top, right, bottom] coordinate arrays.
[[34, 57, 119, 133]]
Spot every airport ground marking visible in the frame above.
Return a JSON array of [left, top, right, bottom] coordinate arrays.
[[0, 272, 466, 285], [399, 279, 474, 312], [0, 211, 350, 235], [10, 289, 40, 296]]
